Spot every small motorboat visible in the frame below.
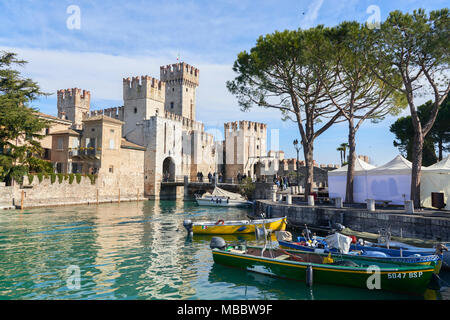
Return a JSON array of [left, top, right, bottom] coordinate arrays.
[[209, 237, 436, 295], [195, 187, 253, 207], [183, 216, 287, 235], [276, 231, 444, 273]]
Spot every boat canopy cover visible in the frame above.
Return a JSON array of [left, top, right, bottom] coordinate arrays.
[[325, 233, 353, 254], [207, 187, 246, 201]]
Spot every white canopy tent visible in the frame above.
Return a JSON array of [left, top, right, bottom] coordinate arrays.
[[366, 155, 418, 205], [328, 158, 376, 203], [421, 155, 450, 210]]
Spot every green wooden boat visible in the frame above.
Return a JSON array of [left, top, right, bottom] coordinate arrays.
[[210, 239, 436, 295]]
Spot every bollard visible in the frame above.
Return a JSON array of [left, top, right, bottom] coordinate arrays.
[[335, 197, 343, 208], [278, 194, 283, 202], [286, 194, 292, 205], [367, 199, 375, 212], [97, 189, 99, 205], [306, 265, 313, 287], [307, 195, 315, 206], [272, 192, 277, 202], [404, 200, 414, 214]]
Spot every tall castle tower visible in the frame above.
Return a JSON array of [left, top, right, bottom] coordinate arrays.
[[57, 88, 90, 129], [122, 75, 166, 139], [224, 120, 267, 179], [160, 62, 199, 121]]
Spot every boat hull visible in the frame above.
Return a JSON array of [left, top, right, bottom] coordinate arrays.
[[192, 217, 287, 235], [278, 241, 441, 267], [195, 198, 253, 207], [212, 247, 435, 295]]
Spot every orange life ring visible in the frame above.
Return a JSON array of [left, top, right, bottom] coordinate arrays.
[[215, 219, 225, 225]]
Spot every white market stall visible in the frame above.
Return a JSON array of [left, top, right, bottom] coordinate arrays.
[[420, 155, 450, 210], [328, 158, 376, 203], [366, 155, 417, 205]]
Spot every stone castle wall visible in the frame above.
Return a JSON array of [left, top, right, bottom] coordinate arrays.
[[12, 173, 144, 209]]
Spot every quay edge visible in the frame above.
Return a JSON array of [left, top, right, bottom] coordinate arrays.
[[254, 200, 450, 242]]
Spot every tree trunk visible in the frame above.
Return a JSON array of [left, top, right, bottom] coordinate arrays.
[[345, 122, 356, 203], [411, 130, 424, 208], [438, 136, 443, 161], [303, 142, 314, 200]]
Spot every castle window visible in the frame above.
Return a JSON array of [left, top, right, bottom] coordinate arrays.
[[45, 128, 50, 135], [172, 88, 175, 92], [134, 107, 137, 114], [186, 88, 188, 92], [91, 128, 95, 132], [170, 102, 174, 109], [109, 165, 114, 173], [109, 138, 115, 150]]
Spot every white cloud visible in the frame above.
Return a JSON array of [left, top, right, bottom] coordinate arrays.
[[0, 46, 282, 127], [300, 0, 324, 29]]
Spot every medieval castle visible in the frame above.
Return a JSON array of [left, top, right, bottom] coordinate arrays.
[[50, 62, 294, 199]]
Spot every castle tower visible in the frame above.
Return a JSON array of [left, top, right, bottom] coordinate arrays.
[[160, 62, 199, 121], [122, 75, 166, 139], [57, 88, 90, 130], [224, 120, 267, 180]]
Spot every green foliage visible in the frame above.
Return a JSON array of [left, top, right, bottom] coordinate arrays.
[[390, 98, 449, 165], [75, 173, 82, 184], [50, 173, 56, 184], [86, 174, 97, 185], [63, 174, 68, 181], [0, 51, 50, 184], [57, 173, 64, 184], [68, 173, 75, 184], [239, 177, 255, 200], [27, 173, 34, 184], [37, 172, 43, 183], [9, 166, 28, 185]]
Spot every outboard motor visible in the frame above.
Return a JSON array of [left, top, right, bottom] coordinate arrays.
[[210, 237, 227, 250], [183, 220, 193, 236], [331, 223, 345, 233]]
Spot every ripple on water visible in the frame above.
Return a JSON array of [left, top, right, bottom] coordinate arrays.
[[0, 201, 439, 300]]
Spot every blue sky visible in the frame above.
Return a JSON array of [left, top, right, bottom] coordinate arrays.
[[1, 0, 448, 166]]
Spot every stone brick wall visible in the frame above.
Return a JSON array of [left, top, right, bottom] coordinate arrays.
[[255, 200, 450, 241], [12, 172, 144, 209], [0, 185, 14, 208]]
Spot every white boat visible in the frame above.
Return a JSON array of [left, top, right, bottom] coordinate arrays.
[[195, 187, 253, 207]]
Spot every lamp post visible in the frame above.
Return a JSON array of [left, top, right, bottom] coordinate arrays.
[[293, 139, 301, 187]]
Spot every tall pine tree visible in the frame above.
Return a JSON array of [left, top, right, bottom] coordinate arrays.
[[0, 51, 51, 184]]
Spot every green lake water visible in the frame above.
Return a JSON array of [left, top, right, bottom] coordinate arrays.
[[0, 200, 448, 300]]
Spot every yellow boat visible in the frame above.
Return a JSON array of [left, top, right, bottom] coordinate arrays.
[[183, 216, 287, 235]]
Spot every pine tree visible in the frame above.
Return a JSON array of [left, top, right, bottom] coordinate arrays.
[[0, 51, 51, 184]]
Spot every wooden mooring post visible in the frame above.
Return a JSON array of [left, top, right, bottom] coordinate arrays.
[[21, 190, 24, 211], [96, 189, 99, 205]]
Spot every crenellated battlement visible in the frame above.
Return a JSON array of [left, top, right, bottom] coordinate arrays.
[[161, 110, 204, 131], [57, 88, 91, 102], [123, 75, 165, 102], [224, 120, 267, 135], [84, 106, 124, 121], [160, 62, 199, 86], [57, 88, 91, 129]]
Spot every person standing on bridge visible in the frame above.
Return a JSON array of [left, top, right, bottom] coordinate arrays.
[[208, 172, 212, 183]]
